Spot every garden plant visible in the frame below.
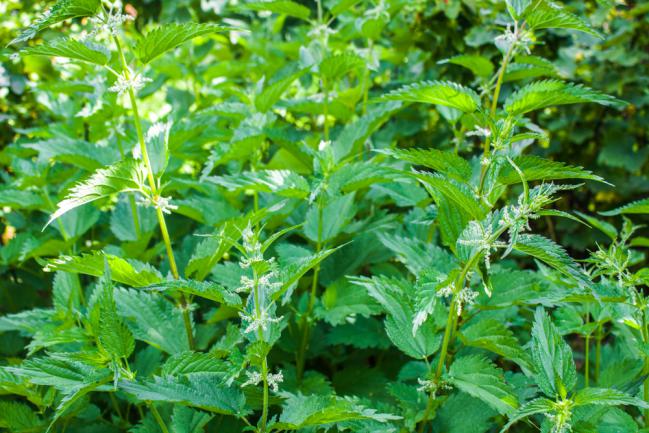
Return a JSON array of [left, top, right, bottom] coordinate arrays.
[[1, 0, 649, 432]]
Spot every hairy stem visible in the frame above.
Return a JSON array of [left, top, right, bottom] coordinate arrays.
[[584, 311, 590, 388], [642, 309, 649, 425], [113, 35, 194, 350], [594, 323, 602, 384], [253, 268, 270, 433]]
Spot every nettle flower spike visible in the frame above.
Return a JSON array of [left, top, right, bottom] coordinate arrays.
[[241, 369, 284, 392], [109, 71, 152, 96], [239, 308, 283, 334]]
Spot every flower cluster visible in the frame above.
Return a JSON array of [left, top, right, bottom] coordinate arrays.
[[241, 369, 284, 393], [109, 71, 151, 96]]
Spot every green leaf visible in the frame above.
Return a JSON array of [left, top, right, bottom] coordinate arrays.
[[383, 148, 472, 182], [500, 397, 555, 432], [448, 355, 518, 414], [320, 53, 365, 82], [416, 172, 486, 220], [7, 355, 110, 391], [0, 401, 43, 432], [352, 276, 440, 359], [242, 1, 311, 20], [600, 198, 649, 216], [525, 0, 602, 38], [171, 406, 213, 433], [161, 351, 228, 376], [460, 319, 533, 371], [530, 307, 577, 398], [572, 387, 649, 409], [503, 55, 558, 82], [276, 393, 399, 430], [255, 69, 307, 113], [97, 265, 135, 360], [380, 80, 481, 113], [304, 194, 356, 243], [438, 54, 494, 77], [327, 161, 404, 193], [210, 170, 310, 199], [10, 0, 101, 45], [21, 37, 109, 65], [513, 234, 587, 284], [45, 159, 147, 228], [119, 375, 246, 415], [274, 247, 340, 300], [44, 251, 163, 287], [143, 279, 241, 306], [135, 23, 231, 64], [114, 288, 189, 354], [505, 80, 626, 115], [498, 155, 605, 185]]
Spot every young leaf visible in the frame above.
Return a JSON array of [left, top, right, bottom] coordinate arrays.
[[500, 397, 555, 432], [135, 23, 231, 64], [45, 159, 147, 228], [97, 266, 135, 360], [505, 80, 625, 115], [530, 307, 577, 399], [416, 172, 486, 220], [447, 355, 519, 414], [380, 81, 481, 113], [320, 53, 365, 82], [255, 69, 307, 113]]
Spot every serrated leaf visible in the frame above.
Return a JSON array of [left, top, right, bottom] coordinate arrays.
[[135, 23, 231, 64], [513, 234, 587, 284], [255, 69, 307, 112], [210, 170, 310, 199], [505, 80, 625, 115], [438, 54, 494, 77], [530, 307, 577, 398], [416, 172, 486, 220], [171, 406, 213, 433], [274, 247, 340, 301], [0, 401, 43, 432], [276, 393, 400, 430], [525, 0, 602, 38], [304, 193, 356, 243], [600, 198, 649, 216], [448, 355, 518, 414], [7, 355, 110, 391], [45, 159, 147, 228], [500, 397, 555, 432], [119, 375, 246, 415], [498, 155, 605, 185], [320, 53, 365, 82], [114, 288, 189, 354], [572, 387, 649, 409], [98, 267, 135, 360], [327, 161, 404, 193], [44, 251, 163, 287], [352, 276, 440, 359], [383, 148, 472, 182], [380, 80, 481, 113], [10, 0, 101, 45], [461, 319, 533, 371], [242, 1, 311, 20], [143, 279, 241, 306], [21, 37, 109, 65], [161, 351, 228, 376]]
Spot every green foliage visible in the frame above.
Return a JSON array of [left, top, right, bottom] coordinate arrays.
[[2, 0, 648, 432]]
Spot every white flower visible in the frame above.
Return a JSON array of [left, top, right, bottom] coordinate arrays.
[[267, 370, 284, 392], [137, 195, 177, 214], [109, 72, 151, 95], [436, 283, 454, 298], [239, 309, 283, 334], [466, 126, 491, 138], [241, 369, 284, 392], [456, 288, 478, 316], [241, 370, 263, 388]]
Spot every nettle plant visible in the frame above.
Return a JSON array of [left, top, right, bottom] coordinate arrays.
[[2, 0, 649, 433]]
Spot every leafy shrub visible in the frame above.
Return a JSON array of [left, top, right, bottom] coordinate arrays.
[[0, 1, 648, 432]]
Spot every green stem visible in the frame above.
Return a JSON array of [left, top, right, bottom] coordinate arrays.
[[113, 34, 194, 350], [323, 78, 330, 142], [595, 323, 602, 384], [584, 311, 590, 388], [434, 297, 457, 382], [148, 403, 170, 433], [296, 203, 323, 383], [477, 23, 518, 195], [641, 309, 649, 425], [252, 267, 270, 433]]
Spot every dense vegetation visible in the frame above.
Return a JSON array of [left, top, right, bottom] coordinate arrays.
[[1, 0, 649, 432]]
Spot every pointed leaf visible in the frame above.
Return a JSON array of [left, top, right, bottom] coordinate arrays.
[[380, 80, 481, 113]]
